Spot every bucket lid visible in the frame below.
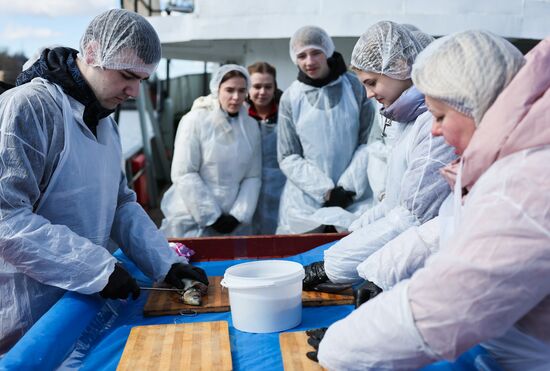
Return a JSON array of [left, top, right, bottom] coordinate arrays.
[[221, 260, 305, 289]]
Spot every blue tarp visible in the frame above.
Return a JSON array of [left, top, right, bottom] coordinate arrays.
[[1, 243, 500, 370]]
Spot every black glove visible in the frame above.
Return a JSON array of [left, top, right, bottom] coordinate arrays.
[[164, 262, 209, 289], [354, 280, 383, 308], [99, 263, 140, 300], [303, 261, 329, 291], [323, 186, 356, 209], [210, 214, 240, 234], [305, 327, 328, 363]]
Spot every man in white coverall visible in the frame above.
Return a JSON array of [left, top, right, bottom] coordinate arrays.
[[0, 9, 207, 354]]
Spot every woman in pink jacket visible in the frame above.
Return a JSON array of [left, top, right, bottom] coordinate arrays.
[[313, 30, 550, 370]]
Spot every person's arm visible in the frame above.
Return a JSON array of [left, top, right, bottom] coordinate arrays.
[[171, 110, 222, 227], [110, 171, 185, 281], [0, 88, 115, 294], [229, 123, 262, 224], [337, 74, 376, 200], [277, 89, 334, 204], [319, 155, 550, 369], [325, 114, 454, 283], [356, 217, 440, 290]]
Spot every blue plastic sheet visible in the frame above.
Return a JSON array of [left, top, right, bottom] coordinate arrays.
[[1, 243, 499, 370]]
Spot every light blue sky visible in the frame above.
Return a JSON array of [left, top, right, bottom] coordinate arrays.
[[0, 0, 119, 57], [0, 0, 207, 78]]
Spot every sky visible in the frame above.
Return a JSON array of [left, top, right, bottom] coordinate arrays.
[[0, 0, 119, 57], [0, 0, 208, 78]]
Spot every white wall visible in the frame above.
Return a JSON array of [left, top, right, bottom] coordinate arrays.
[[148, 0, 550, 89], [151, 0, 550, 41]]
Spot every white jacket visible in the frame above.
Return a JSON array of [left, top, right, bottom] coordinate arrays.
[[160, 95, 261, 237]]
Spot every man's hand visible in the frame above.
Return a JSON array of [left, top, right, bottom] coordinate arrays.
[[305, 327, 328, 362], [210, 214, 240, 234], [99, 263, 140, 300], [354, 280, 383, 308], [323, 186, 356, 209], [164, 262, 209, 289]]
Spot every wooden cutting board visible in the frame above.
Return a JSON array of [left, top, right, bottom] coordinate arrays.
[[279, 331, 325, 371], [117, 321, 232, 371], [143, 276, 353, 317], [143, 276, 230, 316]]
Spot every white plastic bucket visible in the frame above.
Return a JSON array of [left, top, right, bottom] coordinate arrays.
[[221, 260, 305, 333]]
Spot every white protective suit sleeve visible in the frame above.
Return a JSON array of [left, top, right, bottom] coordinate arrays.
[[335, 77, 376, 199], [228, 130, 262, 223], [170, 110, 222, 227], [0, 87, 115, 294], [318, 280, 438, 370], [356, 216, 440, 290], [277, 90, 335, 204], [110, 172, 186, 282], [325, 116, 454, 283], [348, 191, 389, 231]]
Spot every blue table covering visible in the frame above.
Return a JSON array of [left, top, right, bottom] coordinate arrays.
[[1, 243, 499, 370]]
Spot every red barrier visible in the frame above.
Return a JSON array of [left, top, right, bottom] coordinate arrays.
[[131, 153, 149, 208], [169, 233, 348, 261]]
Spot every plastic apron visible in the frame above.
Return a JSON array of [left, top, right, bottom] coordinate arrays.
[[161, 112, 257, 237], [253, 121, 285, 235], [278, 76, 359, 234], [5, 81, 122, 341]]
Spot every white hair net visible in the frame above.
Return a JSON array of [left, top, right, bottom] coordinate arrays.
[[351, 21, 424, 80], [289, 26, 335, 64], [209, 64, 251, 97], [79, 9, 161, 75], [412, 30, 525, 125]]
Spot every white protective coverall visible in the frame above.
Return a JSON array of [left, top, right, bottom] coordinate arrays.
[[0, 79, 184, 353], [276, 72, 376, 234], [318, 33, 550, 371], [323, 85, 455, 283], [160, 93, 262, 237]]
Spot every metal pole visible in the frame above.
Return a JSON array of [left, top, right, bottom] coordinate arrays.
[[136, 88, 159, 207], [203, 61, 208, 96]]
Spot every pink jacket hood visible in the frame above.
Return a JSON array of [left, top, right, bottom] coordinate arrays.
[[461, 36, 550, 190]]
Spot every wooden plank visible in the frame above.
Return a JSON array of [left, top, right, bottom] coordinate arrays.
[[143, 276, 229, 316], [303, 287, 354, 307], [117, 321, 232, 371], [144, 276, 353, 317], [279, 331, 325, 371], [168, 233, 347, 261]]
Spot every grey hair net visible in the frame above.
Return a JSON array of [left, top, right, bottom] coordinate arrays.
[[402, 24, 421, 32], [79, 9, 161, 75], [412, 30, 525, 125], [209, 64, 251, 97], [289, 26, 335, 64], [411, 30, 434, 49], [351, 21, 425, 80], [401, 24, 434, 49]]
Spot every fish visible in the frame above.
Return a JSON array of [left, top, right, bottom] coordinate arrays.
[[179, 278, 208, 306]]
